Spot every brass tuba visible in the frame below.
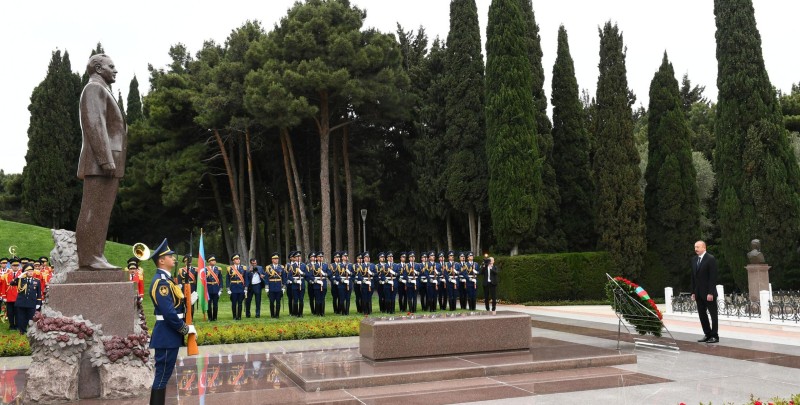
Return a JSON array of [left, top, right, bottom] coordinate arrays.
[[132, 243, 151, 261]]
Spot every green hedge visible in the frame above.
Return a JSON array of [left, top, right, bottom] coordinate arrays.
[[492, 252, 613, 302]]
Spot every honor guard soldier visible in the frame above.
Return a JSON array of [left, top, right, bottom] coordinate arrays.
[[354, 253, 365, 313], [419, 252, 429, 311], [4, 259, 21, 330], [376, 252, 387, 313], [148, 238, 196, 405], [362, 252, 375, 315], [284, 251, 295, 315], [176, 255, 197, 317], [306, 252, 316, 314], [288, 251, 308, 317], [31, 260, 46, 310], [424, 251, 439, 312], [317, 252, 330, 315], [265, 253, 285, 318], [0, 258, 8, 322], [445, 251, 459, 310], [205, 255, 223, 321], [404, 251, 420, 313], [437, 252, 447, 310], [39, 256, 53, 290], [245, 258, 265, 318], [397, 252, 408, 312], [465, 252, 480, 310], [15, 263, 41, 334], [458, 252, 468, 309], [382, 252, 398, 313], [329, 252, 342, 314], [227, 254, 247, 320], [310, 252, 328, 316]]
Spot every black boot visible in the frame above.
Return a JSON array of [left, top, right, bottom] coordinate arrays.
[[150, 388, 166, 405]]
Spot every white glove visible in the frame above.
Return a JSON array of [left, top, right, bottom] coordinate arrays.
[[191, 291, 198, 305], [36, 305, 41, 309], [218, 290, 222, 296], [187, 325, 197, 335], [281, 287, 286, 293], [227, 289, 231, 295], [266, 286, 270, 293]]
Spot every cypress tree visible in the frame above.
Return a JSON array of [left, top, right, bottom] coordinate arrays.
[[593, 22, 646, 279], [22, 50, 82, 229], [127, 75, 144, 124], [551, 25, 595, 251], [519, 0, 564, 252], [116, 90, 126, 122], [714, 0, 800, 287], [444, 0, 487, 251], [485, 0, 540, 255], [645, 53, 700, 289]]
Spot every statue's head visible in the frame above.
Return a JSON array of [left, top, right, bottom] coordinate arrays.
[[86, 54, 116, 85], [751, 239, 761, 250]]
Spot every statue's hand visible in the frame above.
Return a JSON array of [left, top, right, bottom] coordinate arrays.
[[101, 162, 116, 176]]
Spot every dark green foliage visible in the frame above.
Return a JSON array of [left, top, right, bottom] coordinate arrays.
[[22, 50, 82, 229], [494, 252, 614, 302], [593, 22, 646, 279], [518, 0, 564, 253], [485, 0, 541, 252], [0, 172, 28, 224], [444, 0, 487, 246], [116, 91, 126, 121], [644, 53, 700, 290], [714, 0, 800, 287], [680, 73, 707, 114], [551, 25, 595, 251], [126, 75, 143, 124], [780, 84, 800, 133]]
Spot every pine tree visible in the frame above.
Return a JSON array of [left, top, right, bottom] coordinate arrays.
[[714, 0, 800, 287], [551, 25, 595, 251], [22, 50, 82, 229], [593, 22, 646, 279], [127, 75, 143, 124], [518, 0, 563, 252], [645, 53, 700, 289], [444, 0, 487, 253], [485, 0, 540, 255]]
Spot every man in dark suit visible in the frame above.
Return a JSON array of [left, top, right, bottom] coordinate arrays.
[[691, 240, 719, 343], [76, 54, 127, 271], [481, 256, 499, 313]]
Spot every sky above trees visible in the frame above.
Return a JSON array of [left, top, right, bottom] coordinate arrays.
[[1, 0, 798, 173]]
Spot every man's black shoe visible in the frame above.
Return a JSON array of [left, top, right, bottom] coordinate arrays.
[[706, 337, 719, 344], [697, 336, 710, 342]]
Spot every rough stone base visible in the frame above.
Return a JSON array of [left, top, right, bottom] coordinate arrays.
[[99, 362, 153, 399], [24, 358, 80, 403]]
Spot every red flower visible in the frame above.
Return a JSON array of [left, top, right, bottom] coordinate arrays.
[[754, 401, 762, 405]]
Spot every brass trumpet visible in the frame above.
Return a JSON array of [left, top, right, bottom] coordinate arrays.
[[132, 243, 151, 260]]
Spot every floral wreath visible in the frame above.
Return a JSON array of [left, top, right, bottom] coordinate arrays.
[[605, 276, 663, 336]]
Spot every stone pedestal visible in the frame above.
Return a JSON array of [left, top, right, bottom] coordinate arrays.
[[745, 264, 771, 303], [359, 311, 531, 361]]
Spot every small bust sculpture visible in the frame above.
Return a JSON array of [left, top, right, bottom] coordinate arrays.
[[747, 239, 766, 264]]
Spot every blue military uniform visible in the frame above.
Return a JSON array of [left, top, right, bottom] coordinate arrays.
[[458, 252, 468, 309], [205, 255, 223, 321], [376, 252, 386, 313], [227, 254, 247, 321], [353, 253, 364, 314], [382, 252, 398, 314], [15, 264, 41, 334], [265, 253, 285, 318], [287, 251, 308, 317], [148, 239, 191, 405], [464, 253, 480, 310], [397, 252, 408, 312], [361, 253, 375, 315], [445, 251, 459, 311], [403, 252, 420, 313], [424, 252, 439, 312], [309, 252, 328, 316], [329, 252, 341, 314], [336, 252, 353, 315]]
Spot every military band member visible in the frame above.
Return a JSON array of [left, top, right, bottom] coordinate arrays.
[[0, 258, 8, 322], [148, 238, 196, 405], [288, 251, 308, 316], [445, 251, 459, 311], [376, 252, 387, 312], [205, 255, 223, 321], [465, 252, 480, 310], [245, 258, 265, 318], [438, 252, 447, 310], [15, 264, 40, 334], [39, 256, 53, 293], [128, 262, 145, 302], [265, 253, 285, 318], [227, 254, 247, 321], [404, 251, 420, 313], [362, 252, 375, 315], [309, 252, 328, 316], [382, 252, 398, 313], [336, 251, 353, 315], [458, 252, 468, 309], [329, 252, 341, 314], [4, 259, 21, 330]]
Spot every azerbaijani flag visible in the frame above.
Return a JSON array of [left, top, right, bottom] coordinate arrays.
[[197, 232, 209, 315]]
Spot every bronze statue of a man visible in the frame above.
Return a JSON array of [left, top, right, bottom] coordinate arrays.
[[76, 54, 127, 270]]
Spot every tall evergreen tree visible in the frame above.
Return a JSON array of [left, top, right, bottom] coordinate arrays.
[[444, 0, 487, 253], [593, 22, 646, 279], [116, 90, 126, 122], [551, 25, 595, 251], [22, 50, 82, 229], [645, 53, 700, 289], [127, 75, 143, 124], [485, 0, 540, 255], [714, 0, 800, 287], [518, 0, 564, 253]]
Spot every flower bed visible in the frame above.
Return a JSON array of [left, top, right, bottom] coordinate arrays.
[[605, 276, 663, 336], [195, 318, 361, 346]]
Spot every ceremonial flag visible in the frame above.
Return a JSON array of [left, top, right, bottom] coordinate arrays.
[[197, 232, 209, 313]]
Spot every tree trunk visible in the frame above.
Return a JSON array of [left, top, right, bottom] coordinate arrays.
[[343, 126, 355, 257], [511, 244, 519, 256], [333, 131, 343, 251], [446, 211, 454, 252], [468, 208, 476, 253], [317, 91, 332, 263], [245, 127, 258, 261], [284, 128, 311, 255], [273, 198, 281, 258], [279, 129, 303, 252], [283, 199, 290, 260], [476, 214, 482, 256], [212, 129, 247, 260], [209, 174, 233, 259]]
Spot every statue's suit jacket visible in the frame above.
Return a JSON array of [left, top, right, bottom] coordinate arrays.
[[78, 77, 126, 179]]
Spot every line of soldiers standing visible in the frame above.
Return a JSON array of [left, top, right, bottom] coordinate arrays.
[[172, 249, 486, 320], [0, 256, 52, 334]]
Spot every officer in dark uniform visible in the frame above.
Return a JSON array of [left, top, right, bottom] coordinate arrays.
[[362, 252, 375, 315], [404, 251, 420, 313], [376, 252, 386, 312], [458, 252, 468, 309], [464, 252, 480, 310], [265, 253, 285, 318], [336, 251, 353, 315], [383, 252, 398, 314], [148, 238, 196, 405], [353, 253, 363, 314], [397, 252, 408, 312], [438, 252, 447, 310], [306, 252, 316, 314], [445, 251, 459, 311], [317, 252, 330, 315], [284, 251, 295, 315], [309, 252, 328, 316], [14, 264, 40, 334], [329, 252, 341, 314], [424, 251, 439, 312], [288, 251, 307, 316], [205, 255, 223, 321], [176, 254, 197, 318], [245, 258, 265, 318], [227, 254, 247, 320], [419, 252, 429, 311]]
